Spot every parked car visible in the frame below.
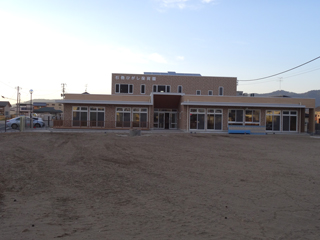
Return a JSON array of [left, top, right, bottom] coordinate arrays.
[[6, 117, 45, 129], [32, 117, 45, 126]]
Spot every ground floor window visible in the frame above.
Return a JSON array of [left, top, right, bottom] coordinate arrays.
[[228, 109, 244, 125], [245, 110, 260, 126], [72, 107, 88, 126], [266, 110, 298, 132], [90, 107, 105, 127], [228, 109, 260, 126], [266, 110, 281, 131], [189, 108, 223, 130], [116, 107, 131, 127], [282, 110, 297, 131], [133, 108, 148, 128], [190, 108, 205, 130], [207, 109, 222, 130]]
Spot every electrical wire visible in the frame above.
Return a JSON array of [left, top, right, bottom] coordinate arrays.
[[238, 56, 320, 81], [239, 66, 320, 86]]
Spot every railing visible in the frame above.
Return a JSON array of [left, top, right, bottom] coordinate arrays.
[[53, 120, 150, 130]]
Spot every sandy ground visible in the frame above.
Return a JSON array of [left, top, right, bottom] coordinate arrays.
[[0, 132, 320, 240]]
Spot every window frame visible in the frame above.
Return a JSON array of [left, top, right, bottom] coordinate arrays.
[[115, 84, 133, 94], [245, 109, 260, 126], [228, 109, 244, 125], [132, 108, 148, 128], [189, 108, 205, 130], [219, 86, 224, 96], [72, 106, 88, 127], [152, 85, 171, 93], [266, 110, 281, 131], [282, 110, 298, 132], [89, 107, 105, 127], [140, 84, 146, 94], [207, 108, 223, 130], [116, 107, 131, 127]]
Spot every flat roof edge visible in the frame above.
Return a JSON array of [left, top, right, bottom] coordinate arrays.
[[56, 100, 152, 105], [181, 102, 306, 108]]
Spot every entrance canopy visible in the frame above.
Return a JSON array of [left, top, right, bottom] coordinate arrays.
[[153, 94, 182, 109]]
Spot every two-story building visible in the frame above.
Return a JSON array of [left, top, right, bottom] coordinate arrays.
[[56, 71, 316, 133], [0, 101, 11, 118]]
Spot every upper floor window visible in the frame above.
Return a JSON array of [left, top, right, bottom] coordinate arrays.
[[208, 90, 213, 95], [153, 85, 170, 93], [196, 90, 201, 95], [219, 87, 224, 96], [140, 84, 145, 94], [178, 85, 183, 93], [116, 84, 133, 94]]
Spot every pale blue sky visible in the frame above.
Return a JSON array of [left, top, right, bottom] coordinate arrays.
[[0, 0, 319, 102]]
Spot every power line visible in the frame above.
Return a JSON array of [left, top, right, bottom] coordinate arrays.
[[238, 55, 320, 82], [239, 66, 320, 86], [0, 80, 15, 89], [280, 66, 320, 79]]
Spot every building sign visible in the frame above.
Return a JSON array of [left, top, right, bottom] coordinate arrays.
[[115, 75, 156, 81]]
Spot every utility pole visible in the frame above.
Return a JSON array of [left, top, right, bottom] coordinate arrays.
[[61, 83, 66, 99], [15, 86, 20, 115]]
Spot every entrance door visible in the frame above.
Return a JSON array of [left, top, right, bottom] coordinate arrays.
[[165, 113, 170, 129], [158, 113, 165, 129], [154, 110, 178, 129], [170, 113, 177, 129]]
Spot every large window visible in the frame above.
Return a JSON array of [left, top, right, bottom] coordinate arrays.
[[116, 107, 131, 127], [266, 110, 281, 131], [228, 109, 244, 125], [153, 85, 170, 93], [116, 84, 133, 94], [89, 107, 104, 127], [132, 108, 148, 128], [282, 110, 297, 132], [245, 110, 260, 126], [207, 109, 222, 130], [73, 107, 88, 126], [190, 108, 205, 130]]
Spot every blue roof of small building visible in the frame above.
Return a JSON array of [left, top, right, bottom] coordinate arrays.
[[144, 71, 201, 77]]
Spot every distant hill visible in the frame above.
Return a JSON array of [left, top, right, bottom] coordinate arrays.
[[254, 90, 320, 107], [22, 99, 59, 104]]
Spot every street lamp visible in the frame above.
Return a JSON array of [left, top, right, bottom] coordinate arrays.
[[29, 89, 33, 128]]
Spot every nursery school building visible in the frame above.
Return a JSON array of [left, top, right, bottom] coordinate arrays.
[[55, 72, 316, 134]]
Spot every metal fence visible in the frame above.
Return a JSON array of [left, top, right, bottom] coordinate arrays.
[[53, 120, 150, 130], [315, 123, 320, 134]]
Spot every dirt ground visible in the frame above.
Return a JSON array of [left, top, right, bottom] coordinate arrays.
[[0, 132, 320, 240]]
